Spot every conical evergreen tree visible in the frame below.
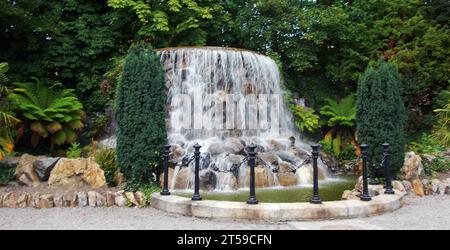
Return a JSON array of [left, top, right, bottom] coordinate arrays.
[[115, 44, 167, 189], [356, 61, 406, 175]]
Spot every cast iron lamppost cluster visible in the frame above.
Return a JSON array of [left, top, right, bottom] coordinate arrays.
[[159, 142, 396, 203]]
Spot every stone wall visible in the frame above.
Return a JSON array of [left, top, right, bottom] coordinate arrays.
[[0, 190, 147, 209]]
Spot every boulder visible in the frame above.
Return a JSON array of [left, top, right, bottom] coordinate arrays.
[[135, 191, 147, 207], [96, 192, 106, 207], [279, 162, 294, 173], [412, 179, 425, 196], [28, 193, 41, 208], [63, 191, 78, 207], [2, 192, 28, 208], [53, 193, 64, 207], [342, 190, 359, 200], [226, 138, 245, 154], [114, 191, 126, 207], [288, 147, 310, 160], [37, 194, 54, 209], [255, 168, 269, 188], [15, 154, 45, 186], [77, 192, 88, 207], [392, 181, 406, 193], [0, 157, 20, 169], [431, 179, 441, 194], [208, 143, 231, 156], [401, 152, 424, 180], [174, 168, 193, 190], [125, 192, 138, 206], [266, 139, 287, 151], [106, 191, 115, 207], [402, 180, 413, 193], [48, 158, 106, 188], [33, 157, 60, 181], [438, 182, 448, 195], [88, 191, 97, 207], [258, 153, 280, 166], [422, 179, 433, 195], [279, 172, 298, 186]]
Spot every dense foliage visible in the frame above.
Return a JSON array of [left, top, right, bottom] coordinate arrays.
[[356, 61, 406, 175], [115, 44, 167, 189]]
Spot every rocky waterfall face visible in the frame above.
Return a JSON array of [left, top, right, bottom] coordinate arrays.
[[157, 47, 328, 191]]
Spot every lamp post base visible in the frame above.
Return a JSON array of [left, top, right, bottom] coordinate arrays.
[[384, 189, 395, 195], [360, 195, 372, 202], [160, 191, 171, 196], [247, 197, 258, 205], [192, 194, 202, 201], [310, 196, 322, 204]]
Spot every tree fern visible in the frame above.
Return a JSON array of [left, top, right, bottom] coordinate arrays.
[[9, 79, 85, 148]]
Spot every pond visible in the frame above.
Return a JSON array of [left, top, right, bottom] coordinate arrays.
[[175, 175, 357, 203]]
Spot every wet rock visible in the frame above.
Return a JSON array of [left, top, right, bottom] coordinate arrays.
[[200, 170, 217, 191], [267, 139, 287, 151], [279, 162, 294, 173], [297, 165, 313, 185], [249, 168, 269, 188], [170, 145, 186, 159], [48, 158, 106, 188], [288, 147, 310, 160], [159, 167, 174, 189], [279, 172, 298, 186], [201, 153, 212, 170], [401, 152, 424, 181], [77, 192, 88, 207], [216, 172, 238, 190], [15, 154, 45, 186], [319, 151, 339, 172], [175, 168, 193, 190], [208, 143, 231, 156], [275, 152, 300, 166], [226, 138, 245, 154], [412, 179, 425, 196], [258, 153, 280, 166], [33, 157, 60, 181]]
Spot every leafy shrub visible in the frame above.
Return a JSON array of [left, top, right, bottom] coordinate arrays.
[[0, 167, 15, 186], [9, 79, 85, 148], [291, 105, 320, 133], [424, 157, 450, 176], [115, 44, 167, 189], [408, 133, 445, 154], [320, 94, 358, 159], [83, 112, 109, 139], [94, 148, 119, 186], [432, 103, 450, 147], [139, 183, 162, 205], [357, 61, 406, 175], [66, 142, 82, 158]]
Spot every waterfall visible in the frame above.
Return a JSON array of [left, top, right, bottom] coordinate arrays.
[[157, 47, 328, 191]]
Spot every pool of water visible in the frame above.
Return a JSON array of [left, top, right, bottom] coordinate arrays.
[[175, 175, 358, 203]]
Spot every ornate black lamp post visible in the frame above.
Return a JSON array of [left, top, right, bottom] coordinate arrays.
[[360, 144, 372, 201], [383, 143, 395, 195], [310, 144, 322, 204], [160, 145, 171, 196], [192, 143, 202, 201], [247, 143, 258, 205]]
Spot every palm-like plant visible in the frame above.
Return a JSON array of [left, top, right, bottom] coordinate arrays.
[[9, 79, 85, 148], [432, 103, 450, 147], [0, 62, 20, 160], [320, 94, 358, 157]]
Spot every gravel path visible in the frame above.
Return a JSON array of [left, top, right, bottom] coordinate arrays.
[[0, 195, 449, 230]]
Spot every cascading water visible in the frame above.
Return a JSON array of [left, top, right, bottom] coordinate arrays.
[[156, 47, 329, 191]]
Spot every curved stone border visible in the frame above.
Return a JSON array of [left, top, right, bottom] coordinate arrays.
[[151, 190, 406, 221]]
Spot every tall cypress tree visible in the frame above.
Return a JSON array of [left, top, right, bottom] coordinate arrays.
[[356, 61, 406, 175], [115, 44, 167, 189]]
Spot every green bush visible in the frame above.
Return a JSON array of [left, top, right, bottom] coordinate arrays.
[[95, 148, 119, 186], [356, 61, 406, 175], [66, 142, 82, 158], [0, 167, 15, 186], [424, 157, 450, 176], [408, 133, 445, 154], [115, 44, 167, 190]]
